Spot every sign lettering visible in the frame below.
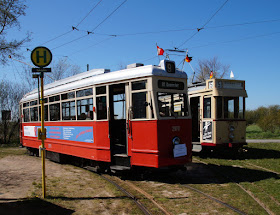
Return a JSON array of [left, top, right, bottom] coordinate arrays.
[[158, 80, 184, 90]]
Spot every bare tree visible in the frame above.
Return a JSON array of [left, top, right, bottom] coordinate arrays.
[[193, 56, 230, 83], [18, 57, 82, 91], [0, 79, 27, 144], [45, 58, 82, 84], [0, 0, 30, 65]]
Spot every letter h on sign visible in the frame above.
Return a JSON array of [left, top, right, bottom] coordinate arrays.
[[36, 50, 47, 63]]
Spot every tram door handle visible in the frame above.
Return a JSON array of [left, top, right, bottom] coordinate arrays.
[[127, 107, 133, 139], [108, 107, 111, 139]]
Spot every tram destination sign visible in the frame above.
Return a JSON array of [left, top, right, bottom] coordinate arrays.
[[158, 80, 184, 90]]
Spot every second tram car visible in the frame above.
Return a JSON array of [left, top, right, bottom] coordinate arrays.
[[20, 60, 192, 171], [188, 78, 247, 153]]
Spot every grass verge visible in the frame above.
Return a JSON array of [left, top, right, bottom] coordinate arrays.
[[246, 124, 280, 139], [195, 142, 280, 215], [0, 145, 25, 158]]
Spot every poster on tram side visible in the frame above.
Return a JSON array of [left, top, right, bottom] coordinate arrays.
[[202, 120, 212, 141]]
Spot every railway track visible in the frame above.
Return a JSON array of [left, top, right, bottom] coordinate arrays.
[[76, 157, 277, 214], [99, 174, 153, 215], [193, 158, 276, 215], [85, 167, 152, 215], [87, 165, 248, 215], [86, 167, 173, 215], [180, 183, 246, 215], [99, 172, 246, 215], [244, 162, 280, 175]]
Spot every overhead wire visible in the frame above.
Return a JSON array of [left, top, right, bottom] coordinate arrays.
[[189, 31, 280, 49], [205, 18, 280, 30], [97, 27, 197, 37], [91, 0, 128, 32], [52, 34, 89, 50], [75, 0, 104, 28], [51, 0, 128, 51], [177, 0, 230, 48], [39, 0, 104, 46], [68, 37, 115, 56], [75, 18, 280, 37]]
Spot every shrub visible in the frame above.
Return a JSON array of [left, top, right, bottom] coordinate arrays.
[[257, 105, 280, 133]]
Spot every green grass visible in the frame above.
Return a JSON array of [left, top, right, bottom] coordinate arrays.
[[195, 142, 280, 215], [246, 124, 280, 139], [0, 145, 26, 158]]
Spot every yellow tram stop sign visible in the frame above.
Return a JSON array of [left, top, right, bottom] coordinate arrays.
[[31, 46, 52, 68]]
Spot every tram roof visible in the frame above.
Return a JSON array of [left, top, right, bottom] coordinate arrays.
[[20, 60, 187, 103], [188, 78, 247, 97]]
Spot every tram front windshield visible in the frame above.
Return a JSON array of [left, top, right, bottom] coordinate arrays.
[[157, 92, 188, 117], [217, 96, 245, 119]]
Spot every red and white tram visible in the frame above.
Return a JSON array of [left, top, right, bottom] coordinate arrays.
[[20, 60, 192, 171]]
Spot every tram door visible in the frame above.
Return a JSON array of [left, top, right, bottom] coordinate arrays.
[[190, 97, 200, 142], [109, 83, 127, 156]]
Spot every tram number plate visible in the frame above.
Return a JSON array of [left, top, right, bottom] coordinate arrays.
[[173, 144, 187, 158]]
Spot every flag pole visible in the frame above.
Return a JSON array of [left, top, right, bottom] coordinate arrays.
[[156, 43, 160, 63], [181, 50, 188, 71]]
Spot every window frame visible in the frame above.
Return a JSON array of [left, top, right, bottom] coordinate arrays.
[[96, 85, 108, 121], [203, 97, 212, 119], [130, 79, 151, 120]]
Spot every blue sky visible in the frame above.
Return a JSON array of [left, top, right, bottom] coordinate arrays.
[[1, 0, 280, 110]]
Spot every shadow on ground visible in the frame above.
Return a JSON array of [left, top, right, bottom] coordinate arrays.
[[0, 198, 74, 215], [193, 146, 280, 160], [119, 163, 279, 185]]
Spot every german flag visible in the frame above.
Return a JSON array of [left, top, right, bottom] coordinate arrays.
[[185, 54, 192, 62], [210, 71, 213, 79]]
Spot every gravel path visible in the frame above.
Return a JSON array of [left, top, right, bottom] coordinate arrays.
[[247, 139, 280, 143]]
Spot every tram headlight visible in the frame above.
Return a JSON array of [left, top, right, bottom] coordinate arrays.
[[229, 125, 235, 132], [229, 133, 234, 139], [173, 136, 180, 145]]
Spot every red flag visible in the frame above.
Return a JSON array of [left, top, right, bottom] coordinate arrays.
[[185, 54, 192, 62], [157, 46, 164, 55]]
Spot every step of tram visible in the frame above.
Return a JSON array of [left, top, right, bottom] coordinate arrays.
[[112, 154, 131, 167], [192, 142, 202, 152], [110, 165, 131, 171]]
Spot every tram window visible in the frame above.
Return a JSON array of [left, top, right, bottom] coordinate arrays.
[[49, 103, 60, 121], [224, 97, 239, 119], [158, 93, 171, 117], [30, 100, 38, 106], [23, 109, 30, 122], [39, 105, 49, 121], [96, 96, 107, 120], [203, 97, 211, 118], [77, 98, 93, 120], [23, 102, 29, 107], [62, 101, 76, 120], [30, 107, 38, 121], [49, 95, 60, 102], [113, 94, 126, 120], [158, 93, 188, 117], [61, 92, 75, 100], [132, 92, 147, 119], [96, 86, 106, 95], [77, 88, 93, 97], [217, 97, 223, 119], [132, 81, 147, 91]]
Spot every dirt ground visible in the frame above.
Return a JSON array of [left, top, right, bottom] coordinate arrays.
[[0, 154, 68, 200], [0, 152, 140, 215]]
